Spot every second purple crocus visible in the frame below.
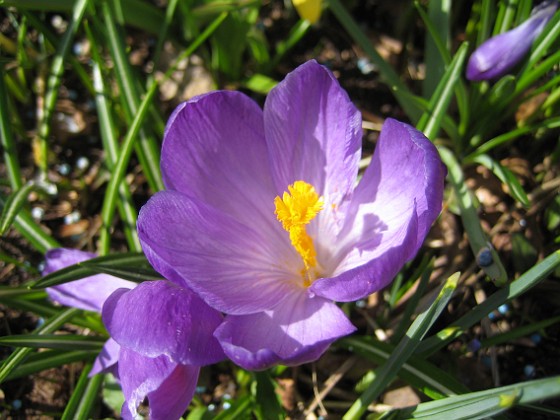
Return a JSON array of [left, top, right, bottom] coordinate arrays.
[[43, 248, 224, 419], [466, 0, 558, 81]]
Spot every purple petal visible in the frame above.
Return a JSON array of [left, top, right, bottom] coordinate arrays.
[[312, 119, 444, 301], [43, 248, 136, 312], [118, 347, 199, 420], [102, 280, 224, 365], [90, 338, 120, 377], [138, 191, 299, 315], [214, 290, 356, 370], [161, 91, 279, 232], [466, 1, 558, 81], [264, 60, 362, 207]]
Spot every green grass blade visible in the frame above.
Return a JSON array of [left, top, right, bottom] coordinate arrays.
[[0, 307, 80, 383], [0, 195, 59, 253], [438, 147, 508, 283], [471, 154, 529, 206], [382, 376, 560, 419], [36, 0, 90, 175], [0, 334, 105, 351], [61, 362, 95, 420], [416, 250, 560, 356], [98, 80, 158, 251], [421, 0, 450, 99], [416, 42, 468, 141], [5, 350, 96, 381], [71, 372, 104, 419], [343, 273, 460, 419], [0, 65, 23, 189], [339, 336, 470, 398], [85, 21, 141, 253], [480, 314, 560, 348], [0, 182, 37, 234], [466, 116, 560, 159], [254, 371, 285, 420], [327, 0, 421, 122], [99, 2, 163, 194], [31, 252, 156, 288]]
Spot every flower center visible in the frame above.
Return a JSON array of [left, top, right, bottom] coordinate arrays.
[[274, 180, 323, 287]]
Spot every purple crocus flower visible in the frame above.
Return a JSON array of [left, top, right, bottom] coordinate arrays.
[[466, 0, 558, 81], [43, 248, 224, 419], [137, 60, 446, 370]]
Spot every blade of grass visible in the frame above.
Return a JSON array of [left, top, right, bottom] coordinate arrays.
[[35, 0, 90, 175], [343, 273, 460, 419], [5, 350, 96, 381], [422, 0, 450, 99], [416, 250, 560, 357], [339, 336, 471, 398], [0, 307, 80, 383], [0, 65, 23, 189], [471, 154, 529, 206], [416, 42, 469, 142], [439, 147, 508, 283], [71, 372, 104, 419], [415, 2, 469, 138], [327, 0, 421, 122], [0, 334, 106, 351], [61, 362, 94, 420], [85, 21, 141, 253], [382, 376, 560, 419], [0, 182, 37, 234], [0, 195, 59, 253], [480, 314, 560, 348], [100, 1, 164, 193]]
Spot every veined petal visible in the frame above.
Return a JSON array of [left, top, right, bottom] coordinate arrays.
[[161, 91, 281, 236], [43, 248, 135, 312], [214, 290, 356, 370], [312, 119, 444, 301], [119, 348, 199, 420], [102, 281, 224, 366], [466, 0, 558, 81], [138, 190, 300, 315], [90, 338, 120, 377], [311, 207, 419, 301], [264, 60, 362, 219]]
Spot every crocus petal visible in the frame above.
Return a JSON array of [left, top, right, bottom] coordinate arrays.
[[90, 338, 120, 377], [161, 91, 283, 236], [466, 0, 558, 81], [103, 280, 224, 366], [43, 248, 135, 312], [138, 190, 300, 315], [264, 60, 362, 213], [214, 290, 356, 370], [118, 347, 199, 420], [312, 119, 444, 301]]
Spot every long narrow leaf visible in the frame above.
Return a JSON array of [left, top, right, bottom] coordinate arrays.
[[0, 308, 80, 383], [417, 250, 560, 356], [343, 273, 460, 419], [0, 334, 105, 351], [381, 376, 560, 419]]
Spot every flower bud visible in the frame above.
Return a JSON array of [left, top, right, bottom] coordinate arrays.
[[466, 0, 558, 81]]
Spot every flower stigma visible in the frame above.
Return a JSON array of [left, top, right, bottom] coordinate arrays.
[[274, 180, 324, 287]]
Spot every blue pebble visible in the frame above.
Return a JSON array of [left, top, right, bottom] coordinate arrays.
[[468, 339, 481, 352], [12, 400, 22, 410], [498, 304, 509, 315], [477, 248, 493, 267], [530, 333, 542, 345], [524, 364, 536, 378], [488, 312, 496, 320]]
